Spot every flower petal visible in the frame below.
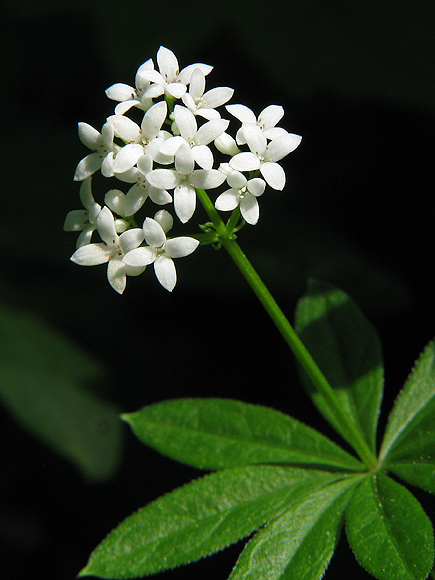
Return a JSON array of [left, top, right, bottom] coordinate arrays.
[[123, 246, 156, 267], [146, 169, 179, 189], [215, 190, 239, 211], [143, 217, 166, 247], [165, 237, 199, 258], [258, 105, 284, 130], [175, 143, 195, 176], [267, 133, 302, 161], [157, 46, 179, 82], [192, 145, 213, 170], [174, 105, 197, 141], [260, 162, 286, 190], [107, 256, 127, 294], [225, 104, 256, 124], [71, 243, 111, 266], [74, 152, 102, 181], [240, 195, 259, 225], [105, 83, 135, 101], [154, 255, 177, 292], [229, 152, 260, 172], [113, 144, 144, 173], [119, 228, 145, 253], [189, 169, 226, 190], [196, 119, 229, 145], [174, 183, 196, 223], [243, 123, 267, 156], [141, 101, 167, 140], [247, 178, 266, 197]]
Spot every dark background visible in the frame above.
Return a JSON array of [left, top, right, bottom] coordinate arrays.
[[1, 1, 435, 578]]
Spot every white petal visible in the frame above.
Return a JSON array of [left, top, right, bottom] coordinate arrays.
[[247, 178, 266, 197], [77, 122, 102, 150], [153, 209, 173, 233], [174, 105, 197, 141], [215, 190, 239, 211], [76, 227, 95, 248], [159, 135, 186, 156], [188, 68, 206, 99], [157, 46, 179, 81], [119, 228, 145, 253], [258, 105, 284, 130], [267, 133, 302, 161], [143, 217, 166, 247], [124, 183, 149, 215], [260, 162, 286, 190], [229, 152, 260, 172], [105, 189, 126, 216], [113, 144, 144, 173], [108, 115, 140, 142], [225, 104, 256, 124], [64, 209, 88, 232], [175, 143, 195, 175], [135, 58, 154, 87], [107, 257, 127, 294], [105, 83, 135, 101], [141, 101, 167, 139], [263, 127, 288, 140], [74, 152, 101, 181], [101, 152, 115, 178], [227, 170, 246, 189], [154, 255, 177, 292], [189, 169, 226, 190], [148, 186, 172, 205], [146, 168, 179, 189], [96, 207, 118, 246], [192, 145, 213, 170], [114, 100, 142, 115], [71, 243, 111, 266], [214, 133, 239, 156], [123, 246, 157, 267], [178, 63, 213, 85], [165, 237, 199, 258], [166, 82, 187, 99], [78, 178, 94, 209], [195, 119, 229, 145], [202, 87, 234, 109], [243, 123, 267, 156], [240, 195, 259, 225], [174, 183, 196, 223]]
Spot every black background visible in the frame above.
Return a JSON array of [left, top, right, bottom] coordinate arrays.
[[1, 1, 435, 578]]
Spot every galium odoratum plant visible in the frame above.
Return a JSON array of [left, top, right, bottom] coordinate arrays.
[[66, 46, 435, 580]]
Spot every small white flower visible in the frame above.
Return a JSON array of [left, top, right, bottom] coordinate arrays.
[[73, 122, 118, 181], [70, 207, 145, 294], [229, 125, 302, 190], [226, 104, 289, 143], [215, 170, 266, 225], [105, 58, 155, 115], [139, 46, 213, 100], [159, 105, 229, 170], [123, 210, 200, 292], [106, 100, 168, 174], [146, 143, 226, 223], [181, 68, 234, 120], [64, 178, 101, 247]]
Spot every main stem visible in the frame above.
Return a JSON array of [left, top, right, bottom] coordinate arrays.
[[195, 188, 377, 469]]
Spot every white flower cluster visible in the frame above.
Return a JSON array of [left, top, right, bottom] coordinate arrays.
[[65, 46, 302, 294]]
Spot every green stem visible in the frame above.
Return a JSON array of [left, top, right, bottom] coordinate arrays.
[[196, 189, 377, 469]]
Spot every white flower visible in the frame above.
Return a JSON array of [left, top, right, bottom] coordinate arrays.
[[139, 46, 213, 100], [160, 105, 229, 170], [215, 170, 266, 225], [106, 100, 168, 174], [226, 104, 289, 143], [181, 68, 234, 120], [123, 210, 200, 292], [229, 125, 302, 190], [70, 207, 145, 294], [63, 178, 101, 247], [105, 58, 155, 115], [73, 122, 118, 181], [146, 143, 226, 223]]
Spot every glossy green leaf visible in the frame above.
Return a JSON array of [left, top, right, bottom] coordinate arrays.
[[379, 339, 435, 493], [228, 476, 362, 580], [295, 279, 383, 453], [123, 398, 363, 471], [346, 473, 434, 580], [79, 466, 347, 578], [0, 305, 122, 482]]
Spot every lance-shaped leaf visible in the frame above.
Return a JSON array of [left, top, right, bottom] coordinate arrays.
[[295, 279, 383, 453], [79, 466, 347, 579], [228, 475, 362, 580], [379, 339, 435, 494], [123, 398, 363, 471], [346, 473, 434, 580]]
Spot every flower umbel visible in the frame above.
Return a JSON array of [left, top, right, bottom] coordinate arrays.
[[65, 45, 301, 293]]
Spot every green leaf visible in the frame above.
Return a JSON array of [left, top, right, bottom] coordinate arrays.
[[228, 475, 362, 580], [379, 339, 435, 494], [0, 305, 122, 482], [123, 398, 364, 471], [295, 279, 384, 453], [79, 466, 348, 578], [346, 473, 434, 580]]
